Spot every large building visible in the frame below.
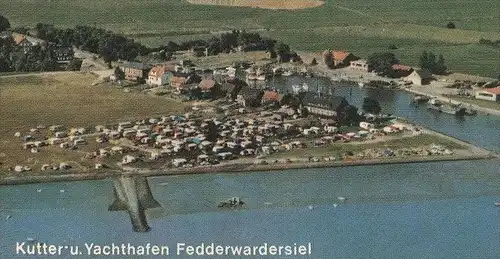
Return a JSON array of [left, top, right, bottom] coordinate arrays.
[[12, 33, 45, 53], [237, 87, 264, 107], [349, 59, 369, 72], [50, 45, 74, 64], [405, 69, 433, 86], [475, 87, 500, 102], [301, 93, 349, 118], [332, 51, 358, 68], [146, 64, 174, 86], [119, 62, 151, 82]]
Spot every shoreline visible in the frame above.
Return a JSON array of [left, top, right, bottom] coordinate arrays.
[[0, 153, 496, 186], [298, 51, 500, 116]]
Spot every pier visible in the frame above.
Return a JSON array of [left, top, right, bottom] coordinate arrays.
[[109, 176, 160, 232]]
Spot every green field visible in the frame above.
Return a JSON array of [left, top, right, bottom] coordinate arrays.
[[1, 0, 499, 77]]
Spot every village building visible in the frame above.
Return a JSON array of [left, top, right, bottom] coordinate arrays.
[[0, 30, 12, 40], [119, 62, 151, 82], [198, 78, 219, 94], [405, 69, 433, 86], [49, 44, 74, 64], [332, 51, 358, 68], [301, 93, 349, 118], [237, 87, 264, 107], [349, 59, 369, 72], [391, 64, 414, 77], [146, 64, 174, 86], [188, 46, 209, 57], [170, 73, 201, 92], [12, 33, 45, 53], [261, 90, 281, 105], [475, 87, 500, 102]]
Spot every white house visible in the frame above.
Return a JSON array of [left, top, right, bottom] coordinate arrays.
[[146, 65, 173, 86], [475, 87, 500, 102], [405, 69, 433, 86]]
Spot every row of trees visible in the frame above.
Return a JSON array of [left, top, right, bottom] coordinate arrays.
[[419, 51, 447, 75], [158, 30, 295, 62], [479, 38, 500, 49], [365, 51, 447, 76], [32, 23, 149, 63]]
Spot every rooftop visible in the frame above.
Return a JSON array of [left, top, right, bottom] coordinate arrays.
[[120, 62, 151, 70], [484, 87, 500, 95], [303, 92, 349, 110]]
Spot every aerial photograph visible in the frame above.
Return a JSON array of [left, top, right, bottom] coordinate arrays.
[[0, 0, 499, 258]]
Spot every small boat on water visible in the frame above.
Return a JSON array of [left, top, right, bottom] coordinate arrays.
[[337, 197, 346, 201], [218, 197, 244, 208], [495, 202, 500, 206], [358, 82, 365, 88]]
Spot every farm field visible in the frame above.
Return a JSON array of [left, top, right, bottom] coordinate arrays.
[[0, 73, 189, 172], [0, 0, 499, 76]]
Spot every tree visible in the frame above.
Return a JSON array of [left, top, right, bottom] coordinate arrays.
[[310, 57, 318, 66], [67, 59, 83, 71], [0, 15, 10, 32], [362, 98, 382, 114], [114, 67, 125, 80], [275, 42, 291, 62], [446, 22, 456, 29], [337, 105, 359, 125], [434, 54, 447, 75], [388, 44, 398, 50], [367, 52, 399, 75], [420, 51, 447, 75], [322, 50, 333, 68]]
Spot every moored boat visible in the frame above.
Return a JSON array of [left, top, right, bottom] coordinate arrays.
[[282, 70, 294, 76], [247, 73, 257, 81], [256, 74, 266, 81], [427, 99, 466, 116]]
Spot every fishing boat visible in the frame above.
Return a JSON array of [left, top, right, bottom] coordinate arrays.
[[256, 74, 266, 81], [411, 94, 430, 104], [427, 99, 466, 116], [246, 73, 257, 81], [218, 197, 244, 208]]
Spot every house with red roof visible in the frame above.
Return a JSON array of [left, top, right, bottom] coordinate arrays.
[[475, 87, 500, 102], [391, 64, 414, 77], [261, 90, 281, 105], [146, 64, 174, 86], [332, 51, 358, 68]]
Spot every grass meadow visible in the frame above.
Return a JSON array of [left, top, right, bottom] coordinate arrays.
[[1, 0, 499, 76]]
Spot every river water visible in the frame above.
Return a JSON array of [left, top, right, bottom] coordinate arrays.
[[1, 77, 499, 258]]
